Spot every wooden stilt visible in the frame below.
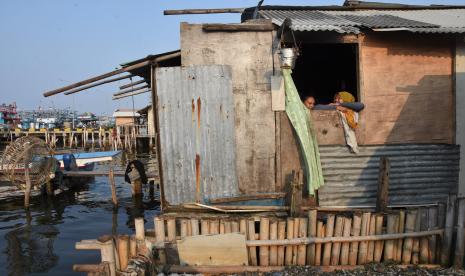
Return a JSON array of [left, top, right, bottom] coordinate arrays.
[[402, 210, 417, 264], [109, 167, 118, 206], [307, 210, 317, 265], [349, 213, 361, 265], [428, 207, 438, 263], [419, 208, 429, 264], [248, 219, 258, 266], [366, 213, 376, 263], [285, 218, 294, 265], [331, 216, 344, 265], [277, 220, 286, 266], [98, 235, 117, 276], [412, 210, 421, 264], [441, 195, 456, 267], [292, 218, 300, 265], [117, 235, 130, 271], [315, 222, 324, 266], [322, 214, 335, 266], [395, 210, 405, 262], [154, 217, 166, 263], [297, 218, 308, 265], [269, 220, 278, 266], [24, 167, 31, 208], [340, 217, 352, 265], [259, 217, 270, 266], [384, 213, 398, 261], [358, 212, 371, 264]]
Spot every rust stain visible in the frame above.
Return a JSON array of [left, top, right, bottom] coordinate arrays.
[[195, 154, 201, 203], [191, 99, 195, 122], [197, 97, 201, 128]]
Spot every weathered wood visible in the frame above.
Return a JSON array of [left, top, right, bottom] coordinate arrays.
[[167, 219, 176, 241], [231, 221, 239, 233], [247, 219, 258, 266], [454, 198, 465, 268], [384, 214, 398, 261], [412, 210, 421, 264], [297, 218, 308, 265], [259, 218, 270, 266], [277, 220, 286, 266], [65, 74, 132, 95], [191, 219, 199, 236], [376, 157, 390, 213], [374, 214, 384, 262], [396, 210, 405, 262], [109, 167, 117, 206], [402, 210, 417, 264], [428, 207, 438, 263], [269, 220, 278, 266], [441, 195, 456, 267], [202, 23, 274, 32], [24, 167, 31, 208], [331, 216, 344, 265], [285, 218, 294, 265], [98, 235, 117, 276], [419, 208, 429, 264], [73, 263, 110, 273], [113, 84, 149, 97], [271, 75, 285, 111], [117, 235, 130, 271], [201, 219, 210, 235], [358, 212, 371, 264], [340, 217, 352, 265], [177, 233, 248, 266], [209, 193, 286, 204], [164, 8, 244, 15], [180, 219, 189, 237], [323, 214, 335, 266], [130, 236, 137, 258], [119, 79, 145, 90], [210, 220, 219, 234], [366, 214, 376, 263], [240, 219, 247, 235], [307, 210, 317, 265], [315, 222, 324, 265], [349, 214, 361, 265]]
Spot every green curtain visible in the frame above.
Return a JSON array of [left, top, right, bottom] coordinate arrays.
[[283, 68, 324, 195]]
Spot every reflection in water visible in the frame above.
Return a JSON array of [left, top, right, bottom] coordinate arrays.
[[0, 151, 160, 275]]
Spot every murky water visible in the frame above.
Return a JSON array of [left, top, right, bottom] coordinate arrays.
[[0, 152, 160, 275]]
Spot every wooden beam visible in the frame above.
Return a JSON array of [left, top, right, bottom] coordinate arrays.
[[113, 84, 149, 97], [112, 89, 150, 100], [202, 23, 274, 32], [119, 79, 145, 90], [164, 8, 244, 15], [43, 60, 150, 97], [64, 74, 132, 95]]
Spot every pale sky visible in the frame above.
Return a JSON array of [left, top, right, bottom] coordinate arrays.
[[0, 0, 463, 115]]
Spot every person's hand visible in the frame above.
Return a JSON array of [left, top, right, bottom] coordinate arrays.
[[336, 106, 349, 112]]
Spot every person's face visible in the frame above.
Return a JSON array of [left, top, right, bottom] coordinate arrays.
[[304, 97, 315, 109], [334, 94, 343, 104]]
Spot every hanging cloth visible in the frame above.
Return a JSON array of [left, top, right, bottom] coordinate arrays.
[[282, 68, 324, 195]]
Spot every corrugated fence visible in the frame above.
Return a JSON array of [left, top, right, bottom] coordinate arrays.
[[317, 144, 460, 207], [156, 65, 238, 205]]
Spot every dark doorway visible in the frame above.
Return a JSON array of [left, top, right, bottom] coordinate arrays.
[[292, 43, 358, 104]]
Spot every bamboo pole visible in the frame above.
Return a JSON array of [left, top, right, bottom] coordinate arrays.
[[428, 207, 438, 263], [98, 235, 117, 276], [259, 217, 270, 266], [454, 198, 465, 268], [277, 220, 286, 266], [307, 210, 317, 265], [130, 236, 137, 258], [248, 219, 258, 266], [340, 217, 352, 265], [297, 218, 308, 265], [285, 218, 294, 265], [419, 208, 429, 264], [366, 213, 376, 263], [322, 214, 335, 266], [210, 220, 219, 234], [395, 210, 405, 262], [269, 220, 278, 266], [117, 235, 130, 271], [412, 210, 421, 264], [358, 212, 371, 264], [402, 210, 417, 264], [441, 195, 456, 267], [373, 214, 384, 263], [154, 217, 166, 263], [315, 223, 324, 266], [349, 214, 361, 265], [384, 213, 398, 261], [164, 8, 245, 15], [331, 216, 344, 265]]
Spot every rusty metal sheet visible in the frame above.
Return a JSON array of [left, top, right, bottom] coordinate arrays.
[[156, 65, 238, 205], [317, 144, 459, 207]]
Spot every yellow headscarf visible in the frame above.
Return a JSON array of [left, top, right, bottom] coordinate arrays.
[[337, 91, 358, 129]]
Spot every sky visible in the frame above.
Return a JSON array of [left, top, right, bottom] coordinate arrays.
[[0, 0, 463, 115]]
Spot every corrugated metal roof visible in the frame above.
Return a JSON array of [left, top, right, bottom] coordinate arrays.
[[317, 144, 459, 207], [156, 65, 239, 206], [258, 8, 465, 33]]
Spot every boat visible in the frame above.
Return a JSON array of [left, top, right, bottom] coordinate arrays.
[[53, 150, 122, 171]]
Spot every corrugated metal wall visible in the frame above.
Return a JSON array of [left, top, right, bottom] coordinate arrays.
[[317, 144, 459, 207], [156, 65, 239, 205]]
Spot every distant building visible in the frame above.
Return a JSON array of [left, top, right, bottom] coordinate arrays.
[[0, 102, 20, 129], [112, 109, 140, 127]]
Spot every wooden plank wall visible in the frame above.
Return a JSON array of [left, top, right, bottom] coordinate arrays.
[[359, 33, 454, 145], [180, 23, 276, 194]]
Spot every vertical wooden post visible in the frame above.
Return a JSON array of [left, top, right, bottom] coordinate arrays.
[[269, 220, 278, 266], [259, 217, 270, 266], [45, 181, 53, 196], [402, 210, 417, 264], [428, 207, 438, 264], [412, 210, 421, 264], [117, 235, 130, 271], [190, 219, 199, 236], [322, 214, 335, 266], [315, 221, 324, 266], [374, 214, 384, 262], [331, 216, 344, 265], [366, 213, 376, 263], [419, 208, 429, 264], [167, 219, 176, 242], [129, 236, 137, 258], [358, 212, 371, 264], [24, 167, 32, 209], [285, 218, 294, 265], [395, 210, 405, 262], [247, 219, 258, 266], [135, 217, 145, 242], [376, 157, 390, 213], [154, 216, 166, 263], [239, 219, 247, 235], [349, 213, 362, 265], [99, 235, 117, 276], [454, 198, 465, 268], [441, 195, 456, 267], [297, 217, 308, 265], [201, 219, 210, 235], [384, 213, 398, 261], [292, 218, 300, 265], [277, 220, 286, 266], [231, 221, 239, 233], [307, 210, 317, 265], [109, 167, 118, 206], [340, 217, 352, 265]]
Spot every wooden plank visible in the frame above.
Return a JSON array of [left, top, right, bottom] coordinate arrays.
[[441, 195, 456, 266], [164, 8, 244, 15], [271, 75, 285, 111], [177, 233, 248, 266], [203, 23, 274, 32], [454, 198, 465, 268], [64, 74, 132, 95]]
